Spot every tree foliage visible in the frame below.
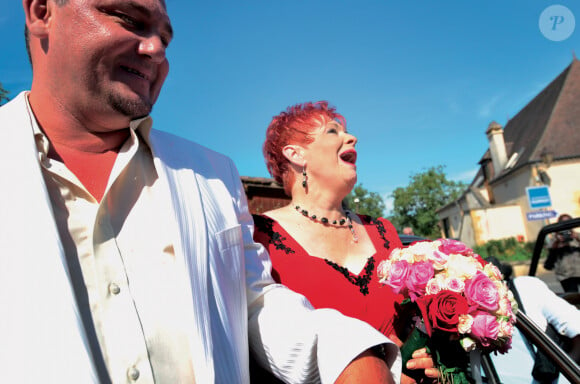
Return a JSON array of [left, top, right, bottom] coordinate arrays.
[[389, 165, 466, 238], [0, 82, 9, 106], [344, 184, 386, 218]]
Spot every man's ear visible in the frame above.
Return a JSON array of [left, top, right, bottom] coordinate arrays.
[[282, 145, 305, 167], [23, 0, 52, 38]]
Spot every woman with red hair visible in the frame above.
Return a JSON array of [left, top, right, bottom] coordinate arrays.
[[251, 101, 438, 383]]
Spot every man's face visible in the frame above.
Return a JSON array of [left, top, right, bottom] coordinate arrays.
[[45, 0, 173, 126]]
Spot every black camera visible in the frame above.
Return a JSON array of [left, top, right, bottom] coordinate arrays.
[[559, 230, 573, 243]]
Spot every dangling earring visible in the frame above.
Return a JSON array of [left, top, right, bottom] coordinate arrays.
[[302, 164, 307, 189]]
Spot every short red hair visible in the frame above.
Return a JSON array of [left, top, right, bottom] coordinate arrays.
[[263, 101, 346, 195]]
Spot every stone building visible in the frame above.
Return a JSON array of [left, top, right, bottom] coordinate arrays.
[[437, 58, 580, 246]]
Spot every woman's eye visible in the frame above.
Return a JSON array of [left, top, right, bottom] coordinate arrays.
[[327, 128, 338, 134]]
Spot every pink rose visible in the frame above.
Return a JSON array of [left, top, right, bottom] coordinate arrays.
[[470, 311, 499, 347], [385, 260, 410, 294], [438, 239, 473, 256], [464, 271, 500, 312], [445, 276, 465, 293], [406, 261, 434, 301]]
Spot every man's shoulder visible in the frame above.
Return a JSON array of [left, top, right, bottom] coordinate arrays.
[[0, 92, 28, 118], [149, 129, 239, 181], [150, 129, 231, 163], [0, 92, 36, 148]]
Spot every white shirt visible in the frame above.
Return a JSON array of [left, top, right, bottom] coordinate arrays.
[[33, 109, 196, 383]]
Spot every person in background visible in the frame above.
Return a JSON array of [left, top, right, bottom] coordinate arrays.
[[402, 227, 415, 236], [0, 1, 401, 382], [251, 101, 439, 383], [544, 214, 580, 293], [487, 258, 580, 384]]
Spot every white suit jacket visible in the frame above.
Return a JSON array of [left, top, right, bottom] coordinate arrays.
[[0, 93, 399, 384]]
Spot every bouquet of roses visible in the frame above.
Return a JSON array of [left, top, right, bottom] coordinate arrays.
[[377, 239, 517, 383]]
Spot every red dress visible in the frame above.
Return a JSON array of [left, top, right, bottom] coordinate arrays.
[[252, 214, 404, 337]]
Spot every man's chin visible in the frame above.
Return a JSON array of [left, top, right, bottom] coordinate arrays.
[[108, 93, 153, 119]]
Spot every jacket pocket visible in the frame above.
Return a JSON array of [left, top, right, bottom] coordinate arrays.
[[213, 225, 248, 353], [216, 225, 243, 271], [214, 225, 246, 301]]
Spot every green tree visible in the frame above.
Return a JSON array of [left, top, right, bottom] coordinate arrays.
[[0, 82, 9, 106], [344, 184, 386, 218], [389, 165, 466, 238]]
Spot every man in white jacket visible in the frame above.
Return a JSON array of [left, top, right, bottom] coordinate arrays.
[[0, 0, 407, 382]]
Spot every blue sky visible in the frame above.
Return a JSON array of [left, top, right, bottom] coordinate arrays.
[[2, 1, 579, 213]]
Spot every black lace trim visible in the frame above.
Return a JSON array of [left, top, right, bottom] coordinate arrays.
[[254, 214, 394, 295], [324, 256, 375, 296], [370, 217, 391, 250], [254, 215, 295, 255]]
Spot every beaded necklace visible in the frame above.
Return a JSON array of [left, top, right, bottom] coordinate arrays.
[[293, 205, 359, 242]]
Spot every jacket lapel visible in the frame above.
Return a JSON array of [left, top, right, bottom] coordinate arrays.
[[0, 92, 99, 383], [148, 131, 216, 383]]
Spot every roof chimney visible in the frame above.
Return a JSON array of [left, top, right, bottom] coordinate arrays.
[[486, 121, 508, 177]]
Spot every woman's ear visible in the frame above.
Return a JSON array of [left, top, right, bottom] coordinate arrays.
[[282, 145, 305, 167], [24, 0, 52, 38]]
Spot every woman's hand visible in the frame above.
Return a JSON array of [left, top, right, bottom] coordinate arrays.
[[402, 347, 440, 383], [389, 333, 439, 383]]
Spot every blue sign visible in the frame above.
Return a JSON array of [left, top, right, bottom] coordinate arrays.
[[526, 210, 558, 221], [526, 186, 552, 209]]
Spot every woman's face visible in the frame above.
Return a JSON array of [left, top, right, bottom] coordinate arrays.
[[301, 119, 358, 194]]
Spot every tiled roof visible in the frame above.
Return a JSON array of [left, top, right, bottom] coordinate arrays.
[[240, 175, 288, 197], [240, 176, 283, 188], [480, 58, 580, 182]]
